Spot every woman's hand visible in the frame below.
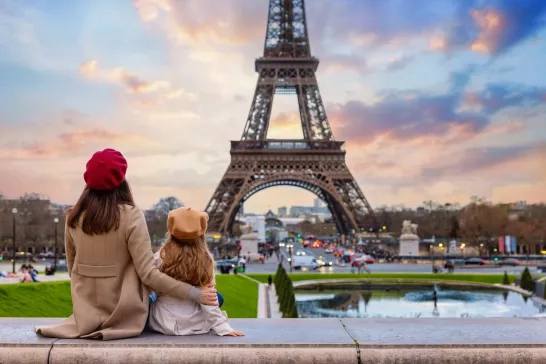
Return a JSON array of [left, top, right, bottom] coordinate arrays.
[[200, 283, 218, 306], [225, 330, 245, 337]]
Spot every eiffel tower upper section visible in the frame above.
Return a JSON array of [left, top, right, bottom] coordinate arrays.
[[238, 0, 335, 146]]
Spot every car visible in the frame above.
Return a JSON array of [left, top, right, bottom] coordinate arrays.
[[324, 247, 334, 254], [316, 256, 333, 267], [215, 259, 235, 274], [363, 255, 375, 264], [354, 255, 374, 264], [295, 250, 306, 256], [465, 257, 486, 265], [292, 255, 319, 270], [497, 258, 519, 266]]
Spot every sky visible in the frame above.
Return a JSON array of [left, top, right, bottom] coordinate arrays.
[[1, 0, 545, 213]]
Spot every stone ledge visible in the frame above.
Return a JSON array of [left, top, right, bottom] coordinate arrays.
[[2, 318, 546, 364]]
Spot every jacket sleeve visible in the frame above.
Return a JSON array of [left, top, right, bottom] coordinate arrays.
[[202, 305, 233, 336], [126, 206, 193, 301], [65, 221, 75, 278], [202, 276, 233, 336]]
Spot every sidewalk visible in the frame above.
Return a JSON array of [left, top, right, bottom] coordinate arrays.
[[0, 273, 70, 285]]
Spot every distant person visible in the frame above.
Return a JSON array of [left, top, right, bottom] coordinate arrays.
[[35, 148, 218, 340], [27, 264, 39, 282], [148, 207, 243, 337], [18, 264, 32, 283], [239, 256, 247, 272]]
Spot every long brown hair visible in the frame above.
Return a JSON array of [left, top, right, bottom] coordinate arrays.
[[159, 234, 214, 287], [67, 180, 135, 235]]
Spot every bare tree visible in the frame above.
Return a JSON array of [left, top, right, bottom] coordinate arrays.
[[151, 196, 184, 219], [458, 199, 508, 251]]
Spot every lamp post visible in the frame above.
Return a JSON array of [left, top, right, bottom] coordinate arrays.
[[288, 245, 293, 273], [11, 208, 17, 274], [53, 217, 60, 271]]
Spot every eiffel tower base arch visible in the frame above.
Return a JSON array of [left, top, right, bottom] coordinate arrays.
[[205, 146, 375, 236]]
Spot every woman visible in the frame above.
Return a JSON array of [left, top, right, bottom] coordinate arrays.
[[35, 148, 218, 340]]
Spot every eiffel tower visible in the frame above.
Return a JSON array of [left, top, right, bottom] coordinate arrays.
[[205, 0, 376, 235]]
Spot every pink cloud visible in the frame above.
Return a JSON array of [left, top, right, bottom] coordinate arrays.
[[0, 128, 155, 160], [78, 60, 198, 108]]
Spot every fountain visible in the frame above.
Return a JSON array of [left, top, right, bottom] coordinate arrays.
[[295, 283, 545, 319]]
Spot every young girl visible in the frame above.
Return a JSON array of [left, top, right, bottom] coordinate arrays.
[[148, 207, 244, 337]]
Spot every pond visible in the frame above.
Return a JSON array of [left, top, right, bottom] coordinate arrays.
[[296, 284, 546, 318]]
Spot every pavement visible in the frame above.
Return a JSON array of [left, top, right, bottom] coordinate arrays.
[[0, 273, 70, 284], [2, 317, 546, 364]]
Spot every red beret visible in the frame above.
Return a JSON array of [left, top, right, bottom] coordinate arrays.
[[83, 148, 128, 190]]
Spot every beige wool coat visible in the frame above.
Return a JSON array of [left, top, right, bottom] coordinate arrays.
[[36, 205, 195, 340]]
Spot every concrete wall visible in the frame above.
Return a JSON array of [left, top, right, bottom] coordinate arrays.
[[3, 318, 546, 364]]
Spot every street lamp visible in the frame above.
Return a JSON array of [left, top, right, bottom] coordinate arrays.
[[288, 245, 293, 273], [11, 208, 17, 274], [53, 217, 60, 271]]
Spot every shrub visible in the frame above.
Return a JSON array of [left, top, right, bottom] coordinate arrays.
[[503, 271, 510, 285], [520, 267, 535, 293]]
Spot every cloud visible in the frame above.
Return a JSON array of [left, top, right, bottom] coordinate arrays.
[[0, 128, 155, 160], [78, 60, 197, 107], [384, 55, 415, 72], [329, 81, 546, 146], [329, 93, 486, 145], [461, 84, 546, 114], [133, 0, 266, 47], [420, 143, 545, 179], [433, 0, 546, 56]]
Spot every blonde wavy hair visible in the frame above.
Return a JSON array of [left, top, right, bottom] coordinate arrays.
[[159, 234, 214, 287]]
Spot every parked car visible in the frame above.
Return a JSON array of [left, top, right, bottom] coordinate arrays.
[[497, 258, 519, 266]]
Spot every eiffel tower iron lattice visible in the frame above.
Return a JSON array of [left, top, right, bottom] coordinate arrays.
[[204, 0, 376, 235]]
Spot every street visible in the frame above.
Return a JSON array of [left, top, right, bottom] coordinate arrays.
[[240, 240, 539, 275]]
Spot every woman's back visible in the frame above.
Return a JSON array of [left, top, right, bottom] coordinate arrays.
[[38, 204, 152, 339], [35, 149, 217, 341]]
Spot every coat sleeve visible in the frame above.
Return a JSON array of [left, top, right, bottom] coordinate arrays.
[[202, 276, 233, 336], [65, 221, 75, 278], [126, 206, 193, 301], [202, 305, 233, 336]]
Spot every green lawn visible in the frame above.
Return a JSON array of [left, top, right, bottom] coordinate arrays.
[[0, 275, 258, 318], [247, 272, 516, 285]]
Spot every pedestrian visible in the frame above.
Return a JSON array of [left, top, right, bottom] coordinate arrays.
[[268, 275, 273, 287], [239, 256, 247, 272], [35, 148, 218, 340]]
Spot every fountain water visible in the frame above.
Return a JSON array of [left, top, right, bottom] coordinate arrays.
[[296, 284, 545, 318]]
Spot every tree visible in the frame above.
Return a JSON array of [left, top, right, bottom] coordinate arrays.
[[458, 199, 508, 250], [151, 196, 184, 218], [503, 271, 510, 285], [520, 267, 535, 292]]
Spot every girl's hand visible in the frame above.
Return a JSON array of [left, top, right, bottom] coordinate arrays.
[[225, 330, 245, 337]]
